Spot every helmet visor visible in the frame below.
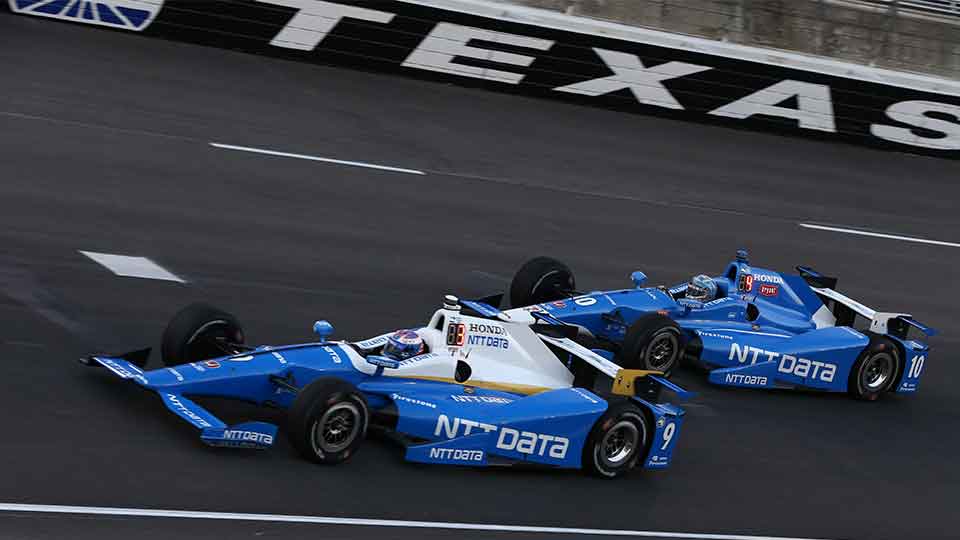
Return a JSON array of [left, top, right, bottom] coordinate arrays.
[[687, 283, 710, 302]]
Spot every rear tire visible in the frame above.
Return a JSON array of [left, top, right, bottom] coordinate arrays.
[[509, 256, 575, 308], [848, 336, 900, 401], [617, 314, 682, 376], [288, 378, 368, 464], [161, 303, 244, 367], [583, 401, 650, 478]]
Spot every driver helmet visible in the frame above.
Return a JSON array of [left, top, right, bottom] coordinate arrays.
[[687, 274, 718, 303], [382, 329, 425, 361]]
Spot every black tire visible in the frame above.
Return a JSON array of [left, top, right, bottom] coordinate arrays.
[[848, 336, 900, 401], [509, 256, 575, 308], [287, 377, 368, 464], [583, 400, 650, 478], [161, 303, 245, 367], [617, 314, 682, 376]]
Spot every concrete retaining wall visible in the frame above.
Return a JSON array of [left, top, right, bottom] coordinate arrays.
[[496, 1, 960, 79]]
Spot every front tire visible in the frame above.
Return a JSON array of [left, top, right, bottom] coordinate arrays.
[[287, 378, 369, 464], [848, 336, 900, 401], [161, 303, 245, 367], [509, 256, 575, 308], [583, 401, 650, 478], [617, 314, 682, 376]]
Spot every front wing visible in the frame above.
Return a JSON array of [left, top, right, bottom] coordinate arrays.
[[83, 353, 277, 449]]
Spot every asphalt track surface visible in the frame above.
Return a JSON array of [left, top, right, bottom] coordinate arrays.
[[2, 13, 960, 540]]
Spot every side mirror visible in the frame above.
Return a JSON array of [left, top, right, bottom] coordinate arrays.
[[366, 355, 400, 369], [630, 271, 648, 288], [313, 320, 334, 341]]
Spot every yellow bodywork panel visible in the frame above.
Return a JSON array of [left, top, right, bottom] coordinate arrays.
[[611, 369, 664, 396]]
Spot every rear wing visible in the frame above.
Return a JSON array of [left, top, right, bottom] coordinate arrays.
[[813, 287, 937, 340], [538, 334, 694, 401], [875, 313, 938, 341], [796, 265, 838, 289]]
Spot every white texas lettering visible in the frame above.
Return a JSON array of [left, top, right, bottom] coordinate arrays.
[[710, 80, 837, 132], [259, 0, 395, 51], [871, 100, 960, 150], [403, 23, 554, 84], [554, 48, 711, 110]]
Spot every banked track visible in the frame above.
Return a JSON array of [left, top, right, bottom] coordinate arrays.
[[0, 13, 958, 540]]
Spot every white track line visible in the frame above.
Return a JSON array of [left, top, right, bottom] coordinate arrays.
[[79, 251, 185, 283], [799, 223, 960, 248], [210, 143, 425, 175], [0, 503, 832, 540]]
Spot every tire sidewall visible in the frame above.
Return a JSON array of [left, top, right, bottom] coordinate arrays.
[[848, 337, 900, 401], [288, 378, 368, 464], [619, 314, 682, 376], [161, 303, 244, 367], [509, 256, 574, 308], [584, 402, 649, 478]]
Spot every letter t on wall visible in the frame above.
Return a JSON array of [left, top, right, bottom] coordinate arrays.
[[259, 0, 395, 51]]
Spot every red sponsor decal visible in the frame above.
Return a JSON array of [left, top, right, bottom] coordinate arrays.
[[656, 310, 669, 316], [204, 360, 221, 369], [552, 301, 567, 308], [759, 284, 778, 297]]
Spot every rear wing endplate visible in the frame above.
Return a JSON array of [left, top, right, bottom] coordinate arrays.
[[900, 317, 937, 337], [538, 334, 694, 401]]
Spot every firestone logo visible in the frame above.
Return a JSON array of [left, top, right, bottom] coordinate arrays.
[[10, 0, 165, 31]]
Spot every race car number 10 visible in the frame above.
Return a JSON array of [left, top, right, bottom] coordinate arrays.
[[446, 323, 466, 346]]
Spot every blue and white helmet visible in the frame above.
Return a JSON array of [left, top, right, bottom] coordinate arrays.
[[687, 274, 717, 303], [382, 329, 425, 361]]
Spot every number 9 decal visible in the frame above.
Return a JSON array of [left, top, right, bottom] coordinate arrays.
[[660, 422, 676, 450]]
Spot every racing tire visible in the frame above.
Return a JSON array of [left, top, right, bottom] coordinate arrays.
[[509, 256, 575, 308], [161, 303, 245, 367], [288, 377, 369, 464], [848, 336, 900, 401], [583, 400, 650, 479], [617, 314, 682, 377]]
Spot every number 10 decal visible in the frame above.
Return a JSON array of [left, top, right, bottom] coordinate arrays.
[[446, 323, 466, 346], [908, 355, 925, 379]]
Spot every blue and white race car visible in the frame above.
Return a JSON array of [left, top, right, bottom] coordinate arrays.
[[506, 251, 936, 400], [81, 296, 689, 478]]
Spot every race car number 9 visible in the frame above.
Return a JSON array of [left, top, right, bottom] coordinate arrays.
[[661, 422, 676, 450], [446, 323, 466, 346]]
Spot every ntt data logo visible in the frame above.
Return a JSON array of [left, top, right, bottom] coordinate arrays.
[[10, 0, 164, 31]]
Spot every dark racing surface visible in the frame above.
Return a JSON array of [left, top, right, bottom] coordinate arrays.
[[2, 14, 959, 540]]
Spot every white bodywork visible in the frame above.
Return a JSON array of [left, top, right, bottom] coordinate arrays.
[[341, 304, 584, 394], [812, 287, 910, 335]]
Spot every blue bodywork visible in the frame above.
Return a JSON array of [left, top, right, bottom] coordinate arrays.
[[524, 254, 935, 395], [83, 328, 687, 472]]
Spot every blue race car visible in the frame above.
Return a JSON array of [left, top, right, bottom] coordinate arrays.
[[505, 251, 936, 400], [81, 295, 690, 478]]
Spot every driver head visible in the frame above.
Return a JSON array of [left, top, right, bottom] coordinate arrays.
[[382, 329, 425, 361], [687, 274, 717, 303]]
